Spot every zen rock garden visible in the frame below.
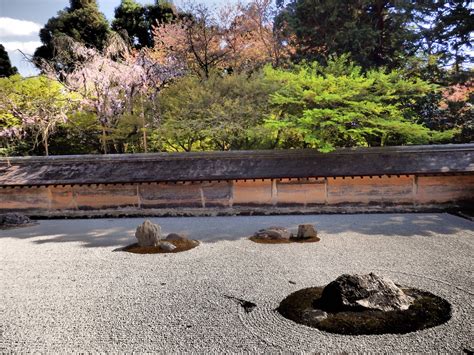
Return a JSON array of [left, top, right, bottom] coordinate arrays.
[[0, 213, 471, 352], [277, 273, 451, 335], [124, 220, 453, 335], [126, 220, 321, 253], [123, 220, 199, 254]]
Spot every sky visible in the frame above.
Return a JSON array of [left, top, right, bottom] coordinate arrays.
[[0, 0, 239, 76]]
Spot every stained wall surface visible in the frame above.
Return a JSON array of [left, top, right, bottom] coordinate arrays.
[[1, 174, 472, 215]]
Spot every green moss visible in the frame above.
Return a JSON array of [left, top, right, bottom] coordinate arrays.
[[277, 287, 451, 335], [249, 236, 320, 244], [122, 240, 199, 254]]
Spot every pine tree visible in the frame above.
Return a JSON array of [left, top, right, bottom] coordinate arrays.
[[0, 45, 18, 77], [33, 0, 110, 68], [112, 0, 176, 49], [275, 0, 424, 70]]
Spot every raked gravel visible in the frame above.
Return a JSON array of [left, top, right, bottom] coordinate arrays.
[[0, 213, 473, 353]]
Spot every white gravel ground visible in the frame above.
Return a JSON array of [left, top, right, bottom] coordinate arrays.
[[0, 213, 473, 353]]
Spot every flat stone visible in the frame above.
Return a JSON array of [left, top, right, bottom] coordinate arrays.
[[302, 309, 328, 323], [135, 220, 163, 247], [318, 273, 414, 312], [158, 241, 177, 252], [165, 233, 189, 241], [296, 224, 317, 239], [254, 226, 292, 240]]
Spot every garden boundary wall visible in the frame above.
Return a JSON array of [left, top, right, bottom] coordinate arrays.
[[0, 144, 473, 217]]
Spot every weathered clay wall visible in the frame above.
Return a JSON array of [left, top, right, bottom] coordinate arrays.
[[1, 174, 472, 216]]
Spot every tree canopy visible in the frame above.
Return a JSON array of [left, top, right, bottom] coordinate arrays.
[[0, 45, 18, 78], [275, 0, 473, 72], [264, 56, 455, 151], [33, 0, 110, 71], [112, 0, 177, 49], [1, 0, 471, 156], [0, 75, 79, 156]]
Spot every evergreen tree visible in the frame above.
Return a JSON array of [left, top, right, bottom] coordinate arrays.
[[0, 45, 18, 78], [264, 56, 455, 151], [112, 0, 176, 48], [431, 1, 473, 75], [33, 0, 110, 68], [275, 0, 425, 69]]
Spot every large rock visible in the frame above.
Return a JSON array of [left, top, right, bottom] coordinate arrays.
[[254, 226, 292, 240], [318, 273, 414, 312], [135, 220, 163, 247], [0, 213, 32, 226], [296, 224, 317, 239]]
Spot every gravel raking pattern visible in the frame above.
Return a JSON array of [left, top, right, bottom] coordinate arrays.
[[0, 213, 473, 353]]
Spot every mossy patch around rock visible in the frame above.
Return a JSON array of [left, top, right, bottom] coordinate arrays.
[[0, 222, 38, 230], [122, 239, 200, 254], [277, 286, 451, 335], [249, 236, 320, 244]]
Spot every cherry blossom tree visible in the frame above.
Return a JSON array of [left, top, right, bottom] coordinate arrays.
[[39, 33, 183, 153], [151, 1, 293, 77]]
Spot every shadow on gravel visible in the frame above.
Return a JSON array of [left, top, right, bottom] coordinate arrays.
[[0, 213, 471, 248], [224, 295, 257, 313]]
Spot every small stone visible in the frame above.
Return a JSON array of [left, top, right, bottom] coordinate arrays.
[[0, 213, 32, 226], [165, 233, 189, 241], [302, 309, 328, 323], [135, 220, 163, 247], [158, 241, 177, 252], [318, 273, 414, 312], [254, 226, 292, 240], [297, 224, 317, 239]]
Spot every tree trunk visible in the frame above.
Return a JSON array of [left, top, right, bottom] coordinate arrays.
[[141, 101, 148, 153], [374, 0, 386, 66], [43, 135, 49, 156], [101, 124, 107, 154]]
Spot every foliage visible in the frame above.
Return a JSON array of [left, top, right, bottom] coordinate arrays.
[[151, 1, 293, 78], [426, 1, 473, 73], [112, 0, 177, 49], [39, 34, 183, 154], [264, 56, 455, 151], [0, 45, 18, 78], [155, 72, 277, 151], [275, 0, 473, 73], [1, 0, 470, 156], [0, 75, 79, 156], [47, 111, 103, 155], [275, 0, 423, 69], [33, 0, 110, 72], [434, 81, 473, 142]]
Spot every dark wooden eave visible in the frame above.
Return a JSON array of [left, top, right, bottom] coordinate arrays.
[[0, 144, 473, 187]]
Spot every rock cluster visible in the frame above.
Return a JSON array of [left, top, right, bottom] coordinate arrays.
[[252, 224, 318, 241], [253, 226, 292, 240], [135, 220, 194, 252], [278, 272, 450, 335], [318, 273, 414, 312], [0, 213, 33, 227]]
